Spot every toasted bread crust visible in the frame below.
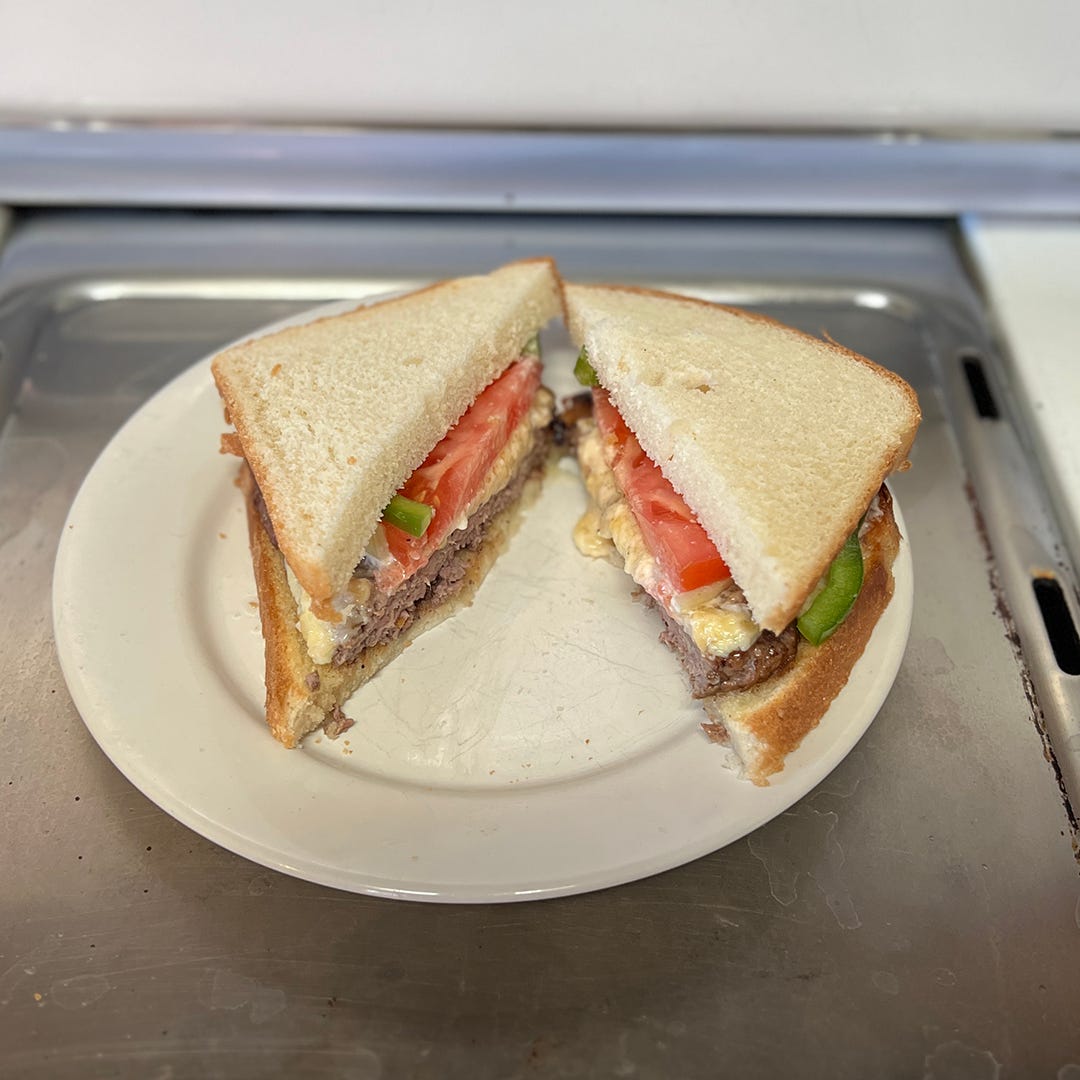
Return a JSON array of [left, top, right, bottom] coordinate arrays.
[[701, 485, 901, 784], [240, 465, 540, 747]]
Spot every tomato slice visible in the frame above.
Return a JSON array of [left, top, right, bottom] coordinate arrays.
[[592, 390, 730, 596], [376, 358, 542, 591]]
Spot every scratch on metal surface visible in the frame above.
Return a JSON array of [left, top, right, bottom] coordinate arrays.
[[199, 969, 287, 1024], [811, 749, 866, 800], [963, 480, 1079, 852], [748, 806, 861, 928], [0, 932, 64, 1007], [613, 1030, 638, 1078], [809, 814, 862, 930], [923, 1040, 1003, 1080], [49, 973, 111, 1010], [747, 820, 800, 906]]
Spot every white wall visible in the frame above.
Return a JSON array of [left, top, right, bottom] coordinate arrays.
[[2, 0, 1078, 132]]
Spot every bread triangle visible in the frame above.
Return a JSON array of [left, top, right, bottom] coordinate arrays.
[[562, 283, 919, 631], [213, 258, 561, 605]]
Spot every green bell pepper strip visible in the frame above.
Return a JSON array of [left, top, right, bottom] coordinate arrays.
[[574, 347, 600, 387], [797, 529, 864, 645], [382, 494, 434, 538]]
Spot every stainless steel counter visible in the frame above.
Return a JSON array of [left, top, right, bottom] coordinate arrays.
[[2, 212, 1079, 1078]]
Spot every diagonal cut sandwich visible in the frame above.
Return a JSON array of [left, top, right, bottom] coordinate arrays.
[[213, 259, 562, 746], [562, 282, 920, 784]]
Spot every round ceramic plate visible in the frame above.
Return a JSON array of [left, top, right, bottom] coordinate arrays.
[[53, 298, 914, 903]]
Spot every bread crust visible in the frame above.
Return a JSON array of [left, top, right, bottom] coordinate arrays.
[[701, 485, 901, 784], [218, 258, 559, 381], [240, 465, 540, 747]]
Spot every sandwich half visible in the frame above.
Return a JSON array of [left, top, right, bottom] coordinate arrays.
[[562, 283, 920, 784], [213, 258, 562, 746]]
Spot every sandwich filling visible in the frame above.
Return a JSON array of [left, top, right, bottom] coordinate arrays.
[[575, 414, 800, 695], [575, 420, 758, 655], [574, 395, 884, 698], [572, 377, 888, 697], [273, 358, 554, 666]]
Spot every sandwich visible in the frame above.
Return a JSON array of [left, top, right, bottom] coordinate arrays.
[[562, 283, 921, 784], [212, 259, 562, 746]]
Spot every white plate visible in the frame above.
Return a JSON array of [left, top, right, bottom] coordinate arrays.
[[53, 298, 914, 903]]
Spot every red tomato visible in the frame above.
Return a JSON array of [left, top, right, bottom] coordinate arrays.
[[376, 358, 542, 591], [592, 390, 730, 596]]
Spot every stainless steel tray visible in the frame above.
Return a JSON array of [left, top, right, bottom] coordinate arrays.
[[2, 212, 1079, 1077]]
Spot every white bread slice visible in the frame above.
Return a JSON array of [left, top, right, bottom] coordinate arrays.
[[240, 464, 544, 747], [700, 487, 901, 784], [213, 258, 561, 606], [562, 283, 919, 632]]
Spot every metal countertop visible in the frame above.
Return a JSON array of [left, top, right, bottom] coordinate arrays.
[[2, 212, 1079, 1078]]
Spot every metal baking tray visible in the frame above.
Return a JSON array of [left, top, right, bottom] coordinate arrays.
[[2, 211, 1079, 1077]]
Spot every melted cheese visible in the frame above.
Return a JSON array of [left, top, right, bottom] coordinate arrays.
[[575, 422, 760, 659], [574, 424, 664, 595], [685, 605, 759, 658], [286, 565, 352, 665], [287, 387, 554, 664], [572, 506, 614, 559]]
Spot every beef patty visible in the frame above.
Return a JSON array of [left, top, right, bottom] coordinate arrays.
[[648, 597, 799, 696]]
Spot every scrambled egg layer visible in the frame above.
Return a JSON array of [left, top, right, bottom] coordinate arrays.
[[287, 388, 554, 665], [575, 422, 760, 659]]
